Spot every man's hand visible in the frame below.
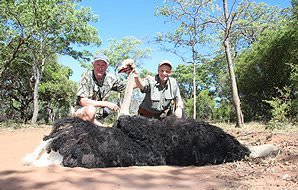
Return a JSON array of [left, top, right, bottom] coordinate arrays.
[[174, 107, 183, 118], [104, 102, 120, 112]]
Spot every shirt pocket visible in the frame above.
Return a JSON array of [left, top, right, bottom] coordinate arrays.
[[163, 89, 174, 108], [164, 87, 174, 100], [150, 89, 161, 110], [150, 82, 160, 100], [151, 91, 161, 101]]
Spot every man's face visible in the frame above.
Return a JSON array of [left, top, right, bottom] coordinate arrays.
[[93, 60, 108, 79], [158, 64, 172, 83]]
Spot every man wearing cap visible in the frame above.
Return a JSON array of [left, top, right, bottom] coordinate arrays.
[[134, 60, 184, 119], [73, 54, 132, 125]]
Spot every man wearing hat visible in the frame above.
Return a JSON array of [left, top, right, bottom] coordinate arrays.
[[73, 54, 133, 125], [134, 59, 184, 119]]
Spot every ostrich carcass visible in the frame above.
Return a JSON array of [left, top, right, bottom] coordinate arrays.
[[23, 68, 278, 168], [24, 115, 250, 168]]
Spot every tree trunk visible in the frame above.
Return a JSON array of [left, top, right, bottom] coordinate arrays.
[[223, 40, 244, 127], [192, 44, 197, 120], [193, 61, 196, 120], [31, 57, 46, 124], [223, 0, 244, 127], [31, 66, 40, 124]]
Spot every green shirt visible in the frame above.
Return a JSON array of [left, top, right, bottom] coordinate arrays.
[[139, 75, 182, 115]]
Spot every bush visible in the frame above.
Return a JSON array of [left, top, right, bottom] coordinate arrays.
[[264, 87, 293, 129]]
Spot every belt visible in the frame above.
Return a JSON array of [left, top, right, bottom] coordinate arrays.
[[138, 107, 156, 118], [138, 107, 170, 119]]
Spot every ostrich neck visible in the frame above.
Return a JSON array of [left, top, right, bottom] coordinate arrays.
[[118, 72, 134, 117]]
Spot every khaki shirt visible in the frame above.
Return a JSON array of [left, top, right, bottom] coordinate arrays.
[[139, 75, 182, 115], [76, 70, 126, 103]]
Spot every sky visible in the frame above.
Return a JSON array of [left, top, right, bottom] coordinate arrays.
[[58, 0, 292, 82]]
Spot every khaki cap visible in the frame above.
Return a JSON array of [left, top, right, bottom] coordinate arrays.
[[158, 60, 173, 69]]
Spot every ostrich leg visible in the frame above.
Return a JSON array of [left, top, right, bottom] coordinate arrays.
[[118, 71, 135, 117]]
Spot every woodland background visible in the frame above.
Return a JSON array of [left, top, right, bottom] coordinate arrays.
[[0, 0, 297, 129]]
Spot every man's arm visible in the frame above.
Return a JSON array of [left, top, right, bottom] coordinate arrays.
[[173, 86, 184, 118], [79, 97, 120, 112], [118, 58, 146, 91], [133, 74, 145, 91]]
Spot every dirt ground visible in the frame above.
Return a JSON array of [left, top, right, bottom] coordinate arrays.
[[0, 124, 297, 190]]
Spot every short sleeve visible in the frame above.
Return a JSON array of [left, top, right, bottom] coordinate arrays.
[[173, 79, 183, 107], [77, 72, 92, 98]]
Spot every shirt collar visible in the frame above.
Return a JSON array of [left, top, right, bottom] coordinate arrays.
[[155, 74, 169, 89], [92, 70, 106, 86]]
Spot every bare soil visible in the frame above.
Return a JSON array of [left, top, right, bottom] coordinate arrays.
[[0, 124, 297, 190]]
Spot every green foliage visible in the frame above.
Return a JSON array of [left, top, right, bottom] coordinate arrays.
[[173, 62, 214, 99], [213, 99, 233, 123], [38, 57, 77, 123], [0, 0, 101, 123], [139, 69, 154, 78], [202, 54, 229, 97], [237, 19, 297, 122], [173, 56, 235, 122], [184, 90, 216, 121], [228, 0, 289, 52], [0, 0, 101, 65], [0, 54, 77, 123], [155, 0, 289, 125], [172, 64, 196, 99], [0, 52, 34, 122], [264, 87, 293, 129], [196, 90, 216, 121], [96, 36, 151, 74], [155, 0, 216, 61]]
